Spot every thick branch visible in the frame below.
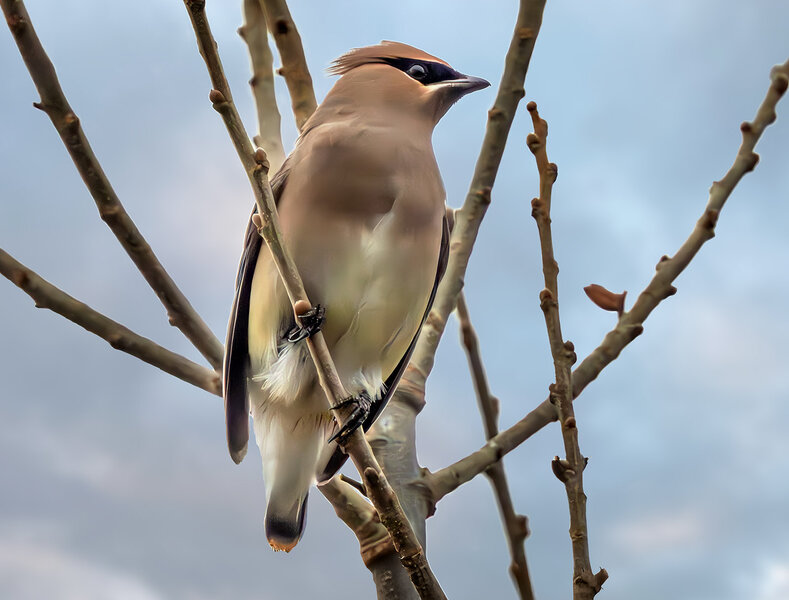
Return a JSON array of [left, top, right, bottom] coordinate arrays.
[[182, 3, 445, 597], [1, 0, 223, 370], [239, 0, 286, 173], [424, 58, 789, 504], [260, 0, 317, 131], [0, 249, 221, 396], [398, 0, 547, 409], [528, 103, 605, 599], [319, 477, 395, 568], [456, 293, 534, 600]]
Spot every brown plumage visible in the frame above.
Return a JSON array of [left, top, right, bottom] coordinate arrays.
[[328, 40, 449, 75], [223, 41, 489, 551]]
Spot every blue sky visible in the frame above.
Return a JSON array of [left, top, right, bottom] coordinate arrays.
[[1, 1, 788, 599]]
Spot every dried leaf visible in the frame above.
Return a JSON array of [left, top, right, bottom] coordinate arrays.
[[584, 284, 626, 316]]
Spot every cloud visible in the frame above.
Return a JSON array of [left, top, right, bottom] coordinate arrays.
[[0, 537, 163, 600], [608, 508, 709, 556], [755, 560, 789, 600]]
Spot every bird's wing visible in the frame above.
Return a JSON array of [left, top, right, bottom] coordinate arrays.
[[224, 165, 290, 463], [319, 213, 450, 480]]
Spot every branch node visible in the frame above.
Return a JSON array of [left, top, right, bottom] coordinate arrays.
[[250, 212, 267, 235], [274, 18, 289, 35], [563, 416, 576, 429], [772, 70, 789, 95], [363, 466, 381, 487], [539, 287, 556, 311], [655, 254, 670, 270], [474, 186, 492, 205], [547, 161, 558, 183], [627, 324, 644, 341], [551, 456, 573, 482], [526, 132, 542, 154], [293, 299, 312, 317], [700, 208, 720, 230], [254, 147, 270, 173], [526, 100, 537, 112], [530, 197, 544, 218], [487, 106, 504, 120], [11, 268, 28, 288], [515, 514, 530, 539], [594, 568, 610, 591], [564, 340, 577, 364], [63, 112, 79, 129], [208, 88, 226, 105], [744, 152, 760, 172], [662, 285, 678, 299]]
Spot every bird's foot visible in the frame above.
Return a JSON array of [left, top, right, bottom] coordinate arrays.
[[328, 392, 372, 444], [284, 304, 325, 343]]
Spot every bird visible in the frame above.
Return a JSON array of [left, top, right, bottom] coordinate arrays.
[[223, 41, 489, 552]]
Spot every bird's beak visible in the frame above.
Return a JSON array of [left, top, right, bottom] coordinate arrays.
[[440, 74, 491, 97]]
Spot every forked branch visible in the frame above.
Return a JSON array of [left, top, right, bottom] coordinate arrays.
[[239, 0, 286, 173], [0, 249, 221, 396], [0, 0, 224, 370], [423, 58, 789, 507], [397, 0, 548, 410]]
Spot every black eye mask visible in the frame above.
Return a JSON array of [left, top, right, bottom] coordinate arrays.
[[382, 58, 465, 85]]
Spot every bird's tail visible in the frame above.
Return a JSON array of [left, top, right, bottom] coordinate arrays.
[[265, 489, 309, 552], [253, 398, 333, 552]]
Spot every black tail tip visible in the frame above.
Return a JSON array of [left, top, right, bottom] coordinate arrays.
[[229, 442, 247, 464], [265, 493, 309, 552]]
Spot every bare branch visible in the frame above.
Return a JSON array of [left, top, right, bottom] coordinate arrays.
[[456, 293, 534, 600], [239, 0, 286, 173], [319, 477, 394, 567], [423, 57, 789, 504], [527, 103, 606, 599], [260, 0, 317, 130], [0, 249, 221, 396], [0, 0, 224, 370], [397, 0, 547, 410], [182, 3, 445, 597]]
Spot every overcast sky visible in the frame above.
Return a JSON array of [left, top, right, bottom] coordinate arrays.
[[2, 1, 789, 599]]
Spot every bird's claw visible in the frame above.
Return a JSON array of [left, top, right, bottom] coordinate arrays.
[[285, 304, 326, 343], [328, 392, 372, 444]]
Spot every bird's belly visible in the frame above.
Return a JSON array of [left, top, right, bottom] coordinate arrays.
[[316, 211, 439, 392]]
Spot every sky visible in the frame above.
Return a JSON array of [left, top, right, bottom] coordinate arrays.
[[1, 1, 788, 599]]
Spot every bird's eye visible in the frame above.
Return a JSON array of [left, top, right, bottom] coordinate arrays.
[[406, 64, 428, 80]]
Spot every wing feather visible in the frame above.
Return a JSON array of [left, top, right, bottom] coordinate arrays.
[[223, 166, 290, 463]]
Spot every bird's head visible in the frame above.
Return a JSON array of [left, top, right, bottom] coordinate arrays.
[[326, 41, 490, 125]]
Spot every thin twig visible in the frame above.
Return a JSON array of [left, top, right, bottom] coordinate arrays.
[[182, 3, 446, 597], [260, 0, 317, 131], [423, 58, 789, 504], [239, 0, 286, 173], [456, 293, 534, 600], [0, 0, 224, 370], [527, 103, 606, 599], [319, 477, 395, 568], [0, 249, 221, 396], [395, 0, 547, 412]]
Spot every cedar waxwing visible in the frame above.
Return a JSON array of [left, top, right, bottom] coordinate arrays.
[[223, 41, 489, 551]]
